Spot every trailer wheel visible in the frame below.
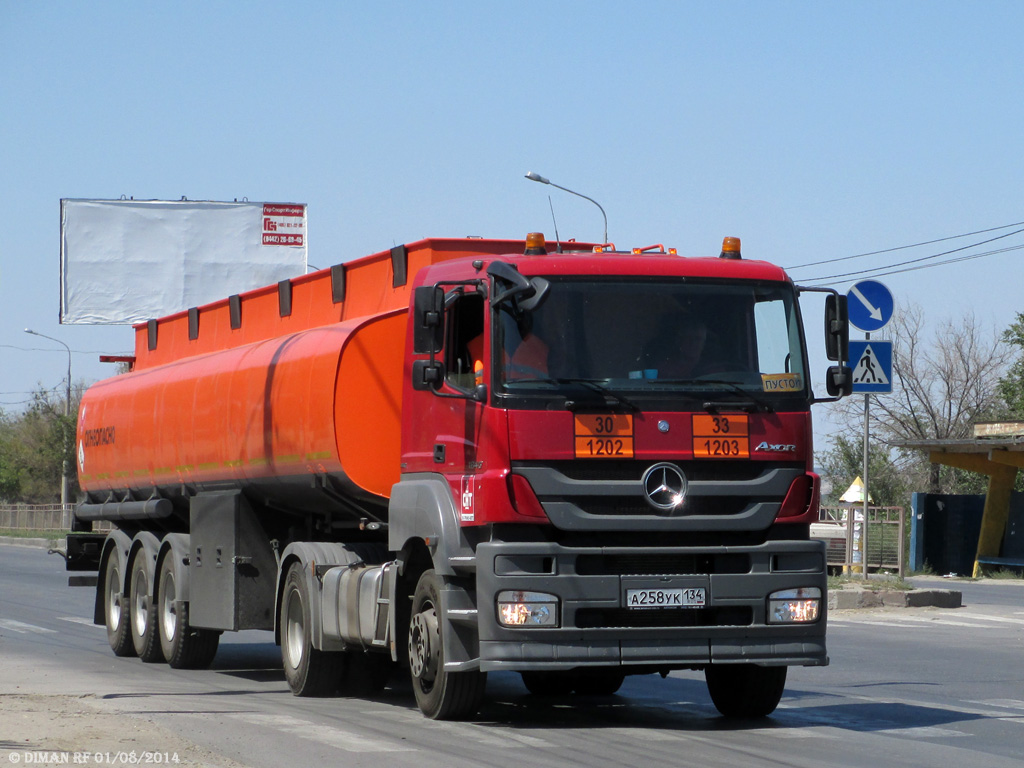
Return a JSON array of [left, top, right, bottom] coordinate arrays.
[[129, 551, 164, 663], [280, 562, 345, 696], [103, 554, 135, 657], [408, 570, 486, 720], [157, 556, 219, 669], [705, 664, 787, 718]]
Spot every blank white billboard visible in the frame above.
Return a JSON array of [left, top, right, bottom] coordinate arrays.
[[60, 199, 308, 324]]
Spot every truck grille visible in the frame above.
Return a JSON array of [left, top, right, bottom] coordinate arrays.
[[512, 461, 804, 532], [575, 606, 753, 629], [579, 497, 749, 517], [575, 553, 750, 576]]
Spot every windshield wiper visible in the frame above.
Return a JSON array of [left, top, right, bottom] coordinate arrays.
[[694, 379, 775, 413], [509, 377, 639, 412]]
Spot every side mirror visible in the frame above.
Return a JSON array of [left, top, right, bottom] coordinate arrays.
[[824, 294, 849, 363], [412, 359, 446, 391], [826, 365, 853, 398], [517, 277, 550, 312], [487, 261, 549, 311], [413, 286, 445, 354]]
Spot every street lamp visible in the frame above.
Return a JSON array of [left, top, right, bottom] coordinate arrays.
[[24, 328, 72, 508], [525, 171, 608, 245]]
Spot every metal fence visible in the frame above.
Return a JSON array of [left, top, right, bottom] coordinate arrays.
[[0, 504, 74, 530], [812, 505, 906, 577], [0, 504, 115, 533]]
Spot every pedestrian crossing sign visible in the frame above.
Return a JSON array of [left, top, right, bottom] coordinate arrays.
[[848, 340, 893, 394]]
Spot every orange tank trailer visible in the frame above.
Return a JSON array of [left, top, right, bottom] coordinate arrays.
[[76, 238, 541, 509]]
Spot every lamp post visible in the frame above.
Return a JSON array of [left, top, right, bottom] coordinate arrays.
[[525, 171, 608, 245], [24, 329, 72, 508]]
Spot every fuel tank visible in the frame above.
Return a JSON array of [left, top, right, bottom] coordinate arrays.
[[77, 309, 407, 512]]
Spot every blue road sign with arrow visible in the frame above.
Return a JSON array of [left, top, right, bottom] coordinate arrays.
[[849, 340, 893, 394], [847, 280, 894, 332]]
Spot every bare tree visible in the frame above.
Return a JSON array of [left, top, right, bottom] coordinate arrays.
[[824, 303, 1012, 495]]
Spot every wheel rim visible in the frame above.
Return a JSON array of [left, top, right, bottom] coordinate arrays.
[[160, 570, 177, 642], [132, 568, 149, 638], [408, 604, 440, 686], [284, 587, 305, 670], [106, 562, 122, 629]]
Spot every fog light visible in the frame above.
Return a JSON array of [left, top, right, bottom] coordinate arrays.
[[768, 587, 821, 624], [497, 590, 559, 627]]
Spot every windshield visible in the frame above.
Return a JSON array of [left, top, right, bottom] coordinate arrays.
[[495, 277, 807, 406]]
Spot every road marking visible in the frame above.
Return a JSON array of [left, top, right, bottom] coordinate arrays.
[[0, 619, 56, 634], [225, 712, 416, 753], [966, 699, 1024, 711], [955, 612, 1024, 626], [877, 726, 969, 739], [831, 614, 997, 629], [733, 725, 835, 739], [59, 616, 99, 626]]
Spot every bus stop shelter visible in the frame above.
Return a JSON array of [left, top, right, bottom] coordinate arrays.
[[903, 423, 1024, 577]]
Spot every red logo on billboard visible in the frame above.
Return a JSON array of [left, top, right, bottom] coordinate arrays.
[[262, 203, 306, 246]]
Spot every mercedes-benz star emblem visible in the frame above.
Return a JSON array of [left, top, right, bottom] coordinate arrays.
[[641, 463, 688, 511]]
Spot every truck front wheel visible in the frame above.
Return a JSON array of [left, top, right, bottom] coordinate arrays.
[[408, 570, 486, 720], [103, 554, 135, 657], [280, 562, 345, 696], [705, 664, 787, 718]]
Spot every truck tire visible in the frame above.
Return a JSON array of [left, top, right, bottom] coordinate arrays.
[[408, 570, 486, 720], [280, 562, 345, 696], [705, 664, 787, 718], [157, 555, 219, 669], [103, 554, 135, 657], [129, 551, 164, 663]]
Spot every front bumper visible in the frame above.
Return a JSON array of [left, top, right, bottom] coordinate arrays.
[[474, 538, 827, 671]]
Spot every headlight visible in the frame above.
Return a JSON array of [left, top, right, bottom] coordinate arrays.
[[497, 590, 559, 628], [768, 587, 821, 624]]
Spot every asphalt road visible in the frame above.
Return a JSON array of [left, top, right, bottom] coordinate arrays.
[[2, 543, 1023, 768]]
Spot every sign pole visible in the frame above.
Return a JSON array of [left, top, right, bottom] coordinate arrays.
[[862, 332, 870, 575], [847, 279, 895, 576]]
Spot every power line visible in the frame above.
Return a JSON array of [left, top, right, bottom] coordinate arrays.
[[802, 242, 1024, 286], [784, 218, 1024, 270], [799, 226, 1024, 285], [0, 344, 131, 355]]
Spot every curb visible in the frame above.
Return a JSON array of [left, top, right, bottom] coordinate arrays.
[[829, 587, 962, 611]]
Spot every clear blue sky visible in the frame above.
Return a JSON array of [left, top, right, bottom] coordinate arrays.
[[2, 2, 1023, 451]]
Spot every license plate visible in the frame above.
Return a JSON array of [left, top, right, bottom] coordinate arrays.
[[626, 587, 706, 609]]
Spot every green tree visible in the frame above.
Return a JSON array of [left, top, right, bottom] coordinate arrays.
[[0, 386, 82, 504], [818, 433, 911, 508], [0, 409, 23, 500], [821, 304, 1010, 502], [998, 311, 1024, 418]]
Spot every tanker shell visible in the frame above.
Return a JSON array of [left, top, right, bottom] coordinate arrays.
[[77, 309, 407, 503]]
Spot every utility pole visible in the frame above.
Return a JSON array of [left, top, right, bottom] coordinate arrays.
[[24, 329, 72, 508]]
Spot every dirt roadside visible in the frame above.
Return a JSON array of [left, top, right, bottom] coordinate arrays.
[[0, 694, 248, 767]]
